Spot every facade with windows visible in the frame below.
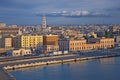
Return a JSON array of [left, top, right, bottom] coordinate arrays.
[[12, 35, 43, 48], [59, 38, 114, 51]]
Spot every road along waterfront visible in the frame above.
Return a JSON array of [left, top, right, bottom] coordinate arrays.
[[2, 49, 120, 70]]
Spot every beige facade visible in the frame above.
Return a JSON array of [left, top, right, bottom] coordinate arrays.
[[7, 49, 32, 56], [0, 37, 12, 48], [59, 38, 114, 51], [43, 45, 59, 52], [0, 27, 20, 35], [99, 38, 114, 48], [69, 39, 87, 51], [89, 32, 97, 38]]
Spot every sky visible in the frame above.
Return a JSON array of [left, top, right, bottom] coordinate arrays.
[[0, 0, 120, 25]]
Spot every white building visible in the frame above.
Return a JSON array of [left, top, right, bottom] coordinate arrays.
[[7, 49, 32, 56]]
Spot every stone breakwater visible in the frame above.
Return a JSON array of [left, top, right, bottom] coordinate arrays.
[[3, 54, 120, 70]]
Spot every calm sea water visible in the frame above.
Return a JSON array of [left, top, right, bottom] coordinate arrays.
[[9, 57, 120, 80]]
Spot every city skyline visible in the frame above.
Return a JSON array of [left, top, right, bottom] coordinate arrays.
[[0, 0, 120, 25]]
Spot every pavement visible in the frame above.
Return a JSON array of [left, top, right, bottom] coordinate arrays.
[[0, 68, 15, 80]]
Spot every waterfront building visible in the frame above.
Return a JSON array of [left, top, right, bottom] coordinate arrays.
[[12, 35, 43, 48], [59, 39, 87, 51], [58, 39, 69, 51], [43, 35, 58, 45], [43, 35, 59, 53], [43, 45, 59, 52], [99, 37, 114, 48], [7, 49, 32, 56], [59, 37, 114, 51]]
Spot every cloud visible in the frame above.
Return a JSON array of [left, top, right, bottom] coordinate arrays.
[[0, 0, 120, 25], [36, 10, 111, 17], [1, 0, 120, 13]]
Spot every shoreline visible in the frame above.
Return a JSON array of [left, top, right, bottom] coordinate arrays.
[[0, 51, 120, 80], [3, 54, 120, 70]]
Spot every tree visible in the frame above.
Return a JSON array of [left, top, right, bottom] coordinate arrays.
[[104, 30, 113, 38]]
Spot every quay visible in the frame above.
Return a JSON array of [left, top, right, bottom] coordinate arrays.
[[3, 54, 120, 70], [0, 68, 15, 80], [0, 48, 120, 80], [2, 52, 120, 70]]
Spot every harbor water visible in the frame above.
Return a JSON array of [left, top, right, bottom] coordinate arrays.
[[9, 57, 120, 80]]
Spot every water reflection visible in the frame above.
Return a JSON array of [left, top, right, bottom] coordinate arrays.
[[100, 57, 115, 64]]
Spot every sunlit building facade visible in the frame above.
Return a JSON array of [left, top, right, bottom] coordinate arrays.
[[59, 38, 114, 51], [13, 35, 43, 48]]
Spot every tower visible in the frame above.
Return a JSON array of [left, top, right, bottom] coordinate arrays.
[[42, 16, 46, 29]]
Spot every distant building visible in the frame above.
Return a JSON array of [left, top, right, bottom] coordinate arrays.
[[109, 25, 120, 34], [0, 27, 20, 35], [0, 23, 6, 27], [42, 16, 47, 29], [87, 38, 100, 43], [88, 32, 97, 38], [115, 36, 120, 47]]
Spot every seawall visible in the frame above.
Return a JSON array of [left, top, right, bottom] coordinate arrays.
[[3, 54, 120, 70]]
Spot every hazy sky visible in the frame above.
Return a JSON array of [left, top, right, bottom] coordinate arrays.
[[0, 0, 120, 25]]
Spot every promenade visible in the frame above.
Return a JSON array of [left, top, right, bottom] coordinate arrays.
[[0, 68, 15, 80]]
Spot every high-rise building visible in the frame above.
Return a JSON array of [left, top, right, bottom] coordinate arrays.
[[42, 16, 46, 29]]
